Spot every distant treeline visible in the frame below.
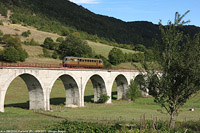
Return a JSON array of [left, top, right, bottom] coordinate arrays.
[[0, 0, 200, 48]]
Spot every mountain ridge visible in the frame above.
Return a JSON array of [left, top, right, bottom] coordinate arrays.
[[0, 0, 199, 48]]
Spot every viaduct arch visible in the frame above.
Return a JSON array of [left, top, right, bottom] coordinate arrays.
[[0, 67, 141, 112]]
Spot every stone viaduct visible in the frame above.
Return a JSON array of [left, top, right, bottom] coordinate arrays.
[[0, 67, 142, 112]]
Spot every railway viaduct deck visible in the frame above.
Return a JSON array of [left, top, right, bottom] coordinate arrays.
[[0, 65, 141, 112]]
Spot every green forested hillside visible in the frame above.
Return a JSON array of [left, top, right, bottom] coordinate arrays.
[[0, 0, 199, 48]]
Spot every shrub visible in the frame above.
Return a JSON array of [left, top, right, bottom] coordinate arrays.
[[56, 37, 64, 43], [43, 37, 56, 50], [24, 38, 40, 46], [18, 48, 28, 62], [95, 54, 111, 68], [21, 30, 31, 37], [134, 44, 146, 52], [2, 35, 22, 50], [132, 52, 145, 62], [46, 120, 117, 132], [43, 48, 51, 57], [2, 47, 20, 62], [1, 47, 28, 62], [97, 94, 110, 103], [52, 51, 58, 59]]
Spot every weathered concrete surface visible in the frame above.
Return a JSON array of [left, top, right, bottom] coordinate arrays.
[[0, 67, 141, 112]]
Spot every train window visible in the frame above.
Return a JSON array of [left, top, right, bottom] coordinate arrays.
[[75, 59, 77, 62]]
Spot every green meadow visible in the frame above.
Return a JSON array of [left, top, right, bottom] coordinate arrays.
[[1, 76, 200, 130]]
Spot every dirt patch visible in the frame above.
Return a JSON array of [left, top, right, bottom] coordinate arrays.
[[22, 45, 43, 57]]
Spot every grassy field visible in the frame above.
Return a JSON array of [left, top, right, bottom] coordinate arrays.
[[1, 76, 200, 130], [87, 40, 135, 58]]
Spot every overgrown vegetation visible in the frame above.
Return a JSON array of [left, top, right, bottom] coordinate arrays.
[[97, 94, 110, 103], [46, 119, 200, 132], [47, 120, 118, 132], [21, 30, 31, 37], [0, 34, 28, 62], [24, 38, 40, 46]]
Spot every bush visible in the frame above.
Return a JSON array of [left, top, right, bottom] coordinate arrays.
[[1, 47, 28, 62], [134, 44, 147, 52], [43, 37, 57, 50], [127, 80, 141, 101], [95, 54, 111, 68], [52, 51, 58, 59], [43, 48, 51, 57], [46, 120, 117, 132], [56, 37, 64, 43], [21, 30, 31, 37], [18, 48, 28, 62], [1, 47, 20, 62], [2, 35, 22, 49], [132, 52, 145, 62], [97, 94, 110, 103], [24, 38, 40, 46]]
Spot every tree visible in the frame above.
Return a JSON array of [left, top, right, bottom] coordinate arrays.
[[132, 53, 145, 62], [95, 54, 111, 68], [139, 11, 200, 128], [134, 44, 146, 52], [126, 80, 141, 101], [56, 37, 64, 43], [58, 34, 93, 58], [108, 47, 124, 65], [144, 49, 155, 61], [2, 35, 22, 50], [44, 37, 56, 50]]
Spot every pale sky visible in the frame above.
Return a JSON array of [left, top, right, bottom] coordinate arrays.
[[69, 0, 200, 27]]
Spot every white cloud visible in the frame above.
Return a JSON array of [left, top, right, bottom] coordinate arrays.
[[69, 0, 100, 4]]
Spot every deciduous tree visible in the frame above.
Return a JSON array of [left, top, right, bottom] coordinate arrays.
[[140, 10, 200, 128]]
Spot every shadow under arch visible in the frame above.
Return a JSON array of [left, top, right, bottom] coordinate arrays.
[[84, 74, 107, 103], [5, 73, 45, 110], [113, 74, 129, 100], [50, 74, 80, 107]]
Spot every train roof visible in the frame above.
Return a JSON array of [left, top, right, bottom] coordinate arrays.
[[64, 56, 103, 61]]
